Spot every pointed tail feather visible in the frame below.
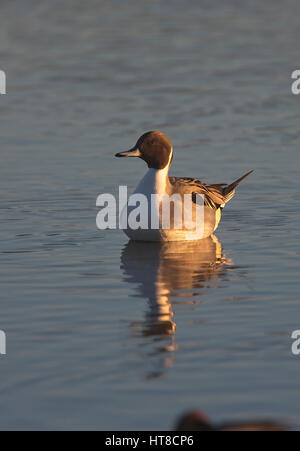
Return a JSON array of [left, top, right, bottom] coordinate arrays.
[[222, 170, 254, 202], [223, 170, 253, 194]]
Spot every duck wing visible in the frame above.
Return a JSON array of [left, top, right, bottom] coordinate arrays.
[[169, 170, 253, 209]]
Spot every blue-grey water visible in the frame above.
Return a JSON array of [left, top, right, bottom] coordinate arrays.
[[1, 0, 300, 430]]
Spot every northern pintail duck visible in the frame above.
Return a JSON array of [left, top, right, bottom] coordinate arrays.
[[115, 131, 252, 242], [175, 410, 288, 431]]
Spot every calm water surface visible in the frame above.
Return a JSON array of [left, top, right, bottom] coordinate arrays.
[[1, 0, 300, 430]]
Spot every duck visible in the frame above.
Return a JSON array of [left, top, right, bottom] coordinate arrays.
[[115, 131, 252, 242]]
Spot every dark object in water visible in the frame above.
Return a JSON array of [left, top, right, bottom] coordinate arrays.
[[175, 410, 288, 431]]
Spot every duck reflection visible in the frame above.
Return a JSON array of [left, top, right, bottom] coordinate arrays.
[[120, 235, 230, 378]]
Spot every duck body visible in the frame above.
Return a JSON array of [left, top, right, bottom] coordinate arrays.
[[122, 167, 217, 242], [116, 131, 252, 242]]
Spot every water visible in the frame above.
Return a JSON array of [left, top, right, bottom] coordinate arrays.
[[1, 0, 300, 430]]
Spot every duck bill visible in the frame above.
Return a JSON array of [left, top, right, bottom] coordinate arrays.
[[115, 147, 141, 158]]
